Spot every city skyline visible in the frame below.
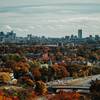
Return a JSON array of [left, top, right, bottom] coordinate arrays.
[[0, 0, 100, 37], [0, 29, 100, 44]]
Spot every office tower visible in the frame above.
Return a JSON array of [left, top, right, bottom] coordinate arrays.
[[78, 29, 82, 39], [95, 35, 99, 40]]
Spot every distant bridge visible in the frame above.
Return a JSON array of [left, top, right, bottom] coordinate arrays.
[[50, 85, 89, 90], [48, 85, 90, 93], [47, 74, 100, 92], [47, 74, 100, 86]]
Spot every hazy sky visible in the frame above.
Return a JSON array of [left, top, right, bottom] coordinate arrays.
[[0, 0, 100, 37]]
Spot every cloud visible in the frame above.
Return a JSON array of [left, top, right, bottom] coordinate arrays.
[[23, 29, 29, 32], [14, 28, 23, 32], [0, 0, 100, 37], [69, 17, 100, 22], [29, 26, 35, 29], [46, 25, 55, 30], [15, 28, 29, 32], [47, 20, 59, 23], [5, 25, 12, 30], [15, 27, 29, 32]]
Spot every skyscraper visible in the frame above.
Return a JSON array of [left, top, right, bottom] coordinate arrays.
[[78, 29, 82, 39]]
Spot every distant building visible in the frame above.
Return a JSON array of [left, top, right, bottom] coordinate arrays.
[[27, 34, 32, 40], [89, 35, 94, 40], [74, 35, 77, 39], [65, 36, 70, 40], [57, 42, 64, 47], [78, 29, 82, 39], [95, 35, 99, 40], [5, 31, 16, 43], [71, 34, 74, 40], [0, 32, 5, 42], [0, 30, 99, 44]]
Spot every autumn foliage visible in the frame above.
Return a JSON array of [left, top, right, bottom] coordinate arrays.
[[47, 91, 80, 100]]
